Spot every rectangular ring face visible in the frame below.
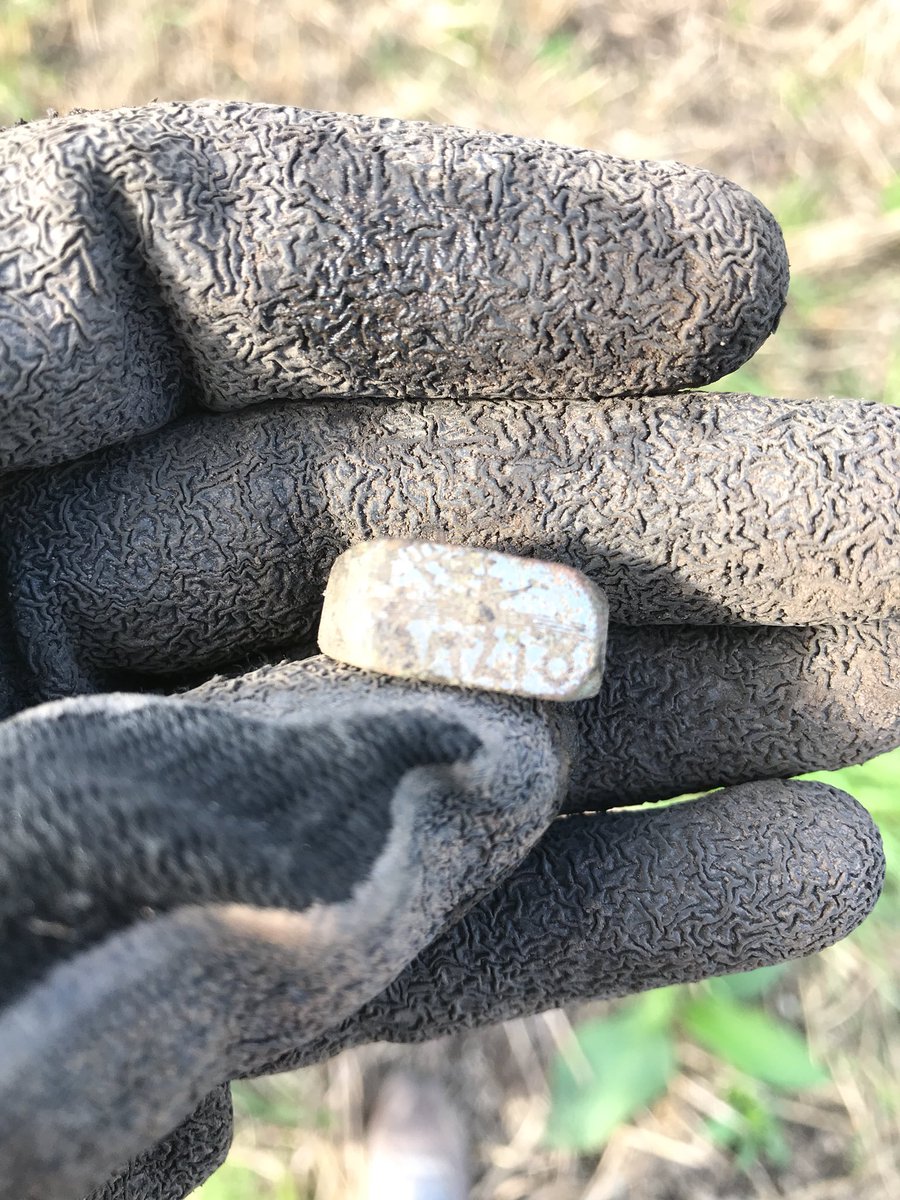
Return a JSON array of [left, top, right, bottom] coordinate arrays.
[[318, 539, 608, 701]]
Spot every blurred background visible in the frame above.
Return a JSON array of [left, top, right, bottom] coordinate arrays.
[[2, 1, 898, 1197]]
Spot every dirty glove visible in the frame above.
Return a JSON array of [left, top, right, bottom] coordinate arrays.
[[0, 102, 896, 1200]]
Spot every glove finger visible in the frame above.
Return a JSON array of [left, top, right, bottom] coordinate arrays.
[[0, 101, 786, 471], [286, 779, 884, 1064], [73, 774, 888, 1199], [84, 1085, 233, 1200], [0, 684, 567, 1199], [3, 393, 898, 705], [182, 620, 898, 813], [567, 616, 900, 808]]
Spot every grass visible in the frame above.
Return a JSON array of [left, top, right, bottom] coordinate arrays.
[[2, 1, 898, 1196]]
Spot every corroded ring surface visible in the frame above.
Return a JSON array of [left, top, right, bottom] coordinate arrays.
[[317, 539, 608, 701]]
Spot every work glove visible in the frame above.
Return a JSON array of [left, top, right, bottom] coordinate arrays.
[[0, 101, 896, 1200]]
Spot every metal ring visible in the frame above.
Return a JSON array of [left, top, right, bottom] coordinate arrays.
[[317, 539, 608, 701]]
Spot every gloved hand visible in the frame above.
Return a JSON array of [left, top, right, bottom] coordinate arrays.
[[0, 101, 896, 1200]]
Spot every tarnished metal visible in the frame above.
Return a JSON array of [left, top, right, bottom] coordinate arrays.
[[317, 539, 608, 700]]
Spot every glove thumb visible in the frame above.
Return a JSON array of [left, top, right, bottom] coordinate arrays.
[[0, 675, 570, 1199]]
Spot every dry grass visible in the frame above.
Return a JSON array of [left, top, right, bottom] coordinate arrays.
[[1, 2, 898, 1197]]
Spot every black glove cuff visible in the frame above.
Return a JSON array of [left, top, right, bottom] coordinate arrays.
[[84, 1085, 233, 1200]]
